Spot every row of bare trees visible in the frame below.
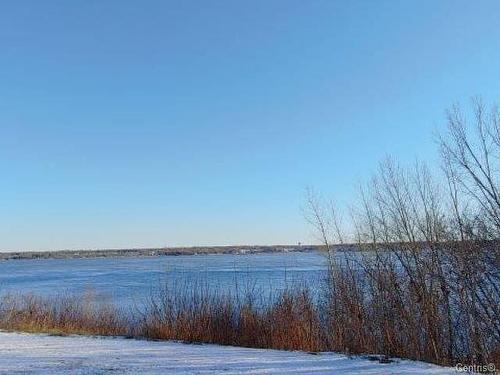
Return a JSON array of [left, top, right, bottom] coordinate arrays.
[[306, 100, 499, 366]]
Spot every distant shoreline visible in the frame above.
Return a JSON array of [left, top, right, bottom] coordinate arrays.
[[0, 245, 338, 261]]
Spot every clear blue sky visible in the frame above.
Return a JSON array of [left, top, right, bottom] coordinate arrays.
[[1, 1, 500, 251]]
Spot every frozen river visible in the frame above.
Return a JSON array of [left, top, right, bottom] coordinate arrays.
[[0, 251, 329, 306]]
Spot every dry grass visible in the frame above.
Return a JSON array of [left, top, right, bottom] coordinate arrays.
[[0, 291, 128, 336], [0, 283, 324, 352], [140, 281, 323, 352]]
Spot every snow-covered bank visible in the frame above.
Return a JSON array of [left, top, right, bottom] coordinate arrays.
[[0, 331, 455, 374]]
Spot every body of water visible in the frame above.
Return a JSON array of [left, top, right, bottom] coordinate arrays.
[[0, 251, 329, 307]]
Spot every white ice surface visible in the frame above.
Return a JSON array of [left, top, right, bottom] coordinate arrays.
[[0, 331, 456, 374]]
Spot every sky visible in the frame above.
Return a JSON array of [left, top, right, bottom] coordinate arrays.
[[1, 1, 500, 251]]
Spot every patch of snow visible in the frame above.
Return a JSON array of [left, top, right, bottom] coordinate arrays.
[[0, 331, 455, 374]]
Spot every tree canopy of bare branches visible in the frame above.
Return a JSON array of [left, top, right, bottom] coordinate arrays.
[[306, 100, 500, 367]]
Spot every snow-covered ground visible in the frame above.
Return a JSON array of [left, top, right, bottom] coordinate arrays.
[[0, 331, 456, 374]]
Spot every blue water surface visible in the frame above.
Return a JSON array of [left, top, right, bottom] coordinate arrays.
[[0, 251, 329, 307]]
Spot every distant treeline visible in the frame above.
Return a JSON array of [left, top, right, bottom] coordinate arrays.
[[0, 245, 349, 261]]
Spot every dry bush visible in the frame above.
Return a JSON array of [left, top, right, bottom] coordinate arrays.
[[140, 280, 323, 352], [0, 290, 127, 336]]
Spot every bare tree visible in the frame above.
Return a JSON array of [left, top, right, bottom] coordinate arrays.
[[440, 99, 500, 237], [305, 100, 500, 366]]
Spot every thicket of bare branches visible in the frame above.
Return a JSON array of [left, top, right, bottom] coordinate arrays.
[[0, 291, 127, 336], [306, 100, 500, 366], [0, 285, 324, 353], [141, 281, 322, 351]]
